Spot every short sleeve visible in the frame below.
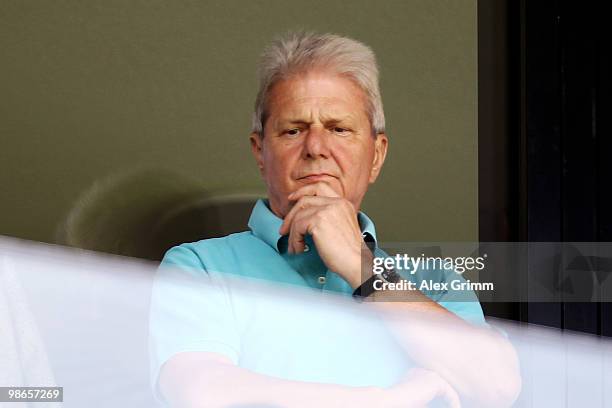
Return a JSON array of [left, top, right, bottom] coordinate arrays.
[[148, 245, 241, 404], [423, 266, 486, 326], [383, 249, 487, 326]]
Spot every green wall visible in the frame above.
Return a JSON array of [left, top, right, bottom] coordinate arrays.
[[0, 0, 478, 251]]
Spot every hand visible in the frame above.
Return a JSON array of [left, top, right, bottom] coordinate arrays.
[[379, 368, 461, 408], [278, 182, 368, 288]]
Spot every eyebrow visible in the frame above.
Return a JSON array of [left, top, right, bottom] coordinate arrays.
[[276, 115, 356, 126]]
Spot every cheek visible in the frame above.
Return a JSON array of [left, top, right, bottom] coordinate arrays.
[[337, 145, 375, 179], [262, 147, 295, 187]]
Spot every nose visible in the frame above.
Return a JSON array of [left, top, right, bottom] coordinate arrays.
[[302, 125, 330, 160]]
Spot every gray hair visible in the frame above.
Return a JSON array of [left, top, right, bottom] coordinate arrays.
[[251, 31, 385, 136]]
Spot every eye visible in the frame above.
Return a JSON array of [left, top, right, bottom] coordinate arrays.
[[333, 127, 349, 135], [283, 128, 301, 137]]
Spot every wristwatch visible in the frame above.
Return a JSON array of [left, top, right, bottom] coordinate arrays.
[[352, 266, 402, 299]]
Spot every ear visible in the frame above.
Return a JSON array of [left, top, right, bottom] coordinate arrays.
[[250, 132, 265, 174], [369, 133, 388, 183]]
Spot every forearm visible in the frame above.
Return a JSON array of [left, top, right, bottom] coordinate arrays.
[[348, 249, 520, 406], [160, 352, 382, 408], [368, 298, 521, 407]]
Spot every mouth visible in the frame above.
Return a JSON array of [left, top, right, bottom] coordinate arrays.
[[297, 173, 338, 182]]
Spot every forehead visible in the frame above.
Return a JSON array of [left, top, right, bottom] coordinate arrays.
[[266, 72, 369, 122]]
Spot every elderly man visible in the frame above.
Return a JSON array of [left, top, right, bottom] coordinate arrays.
[[150, 32, 521, 407]]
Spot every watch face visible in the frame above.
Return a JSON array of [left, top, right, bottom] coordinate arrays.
[[382, 269, 401, 283]]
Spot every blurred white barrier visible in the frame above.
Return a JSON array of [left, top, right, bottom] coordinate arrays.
[[1, 236, 611, 407]]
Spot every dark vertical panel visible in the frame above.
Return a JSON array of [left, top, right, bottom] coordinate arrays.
[[477, 0, 521, 320], [477, 0, 507, 243], [597, 2, 612, 336], [480, 0, 610, 334], [524, 0, 563, 328], [559, 0, 599, 334]]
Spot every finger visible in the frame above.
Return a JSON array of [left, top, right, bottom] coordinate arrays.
[[287, 207, 319, 254], [288, 219, 306, 254], [288, 181, 340, 201], [279, 196, 331, 236], [402, 368, 461, 408], [440, 382, 461, 408]]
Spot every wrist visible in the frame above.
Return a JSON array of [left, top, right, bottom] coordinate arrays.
[[347, 243, 375, 289], [353, 260, 403, 299]]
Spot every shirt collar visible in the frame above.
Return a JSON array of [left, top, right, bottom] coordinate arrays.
[[248, 198, 378, 253]]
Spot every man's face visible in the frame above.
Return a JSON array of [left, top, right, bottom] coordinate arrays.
[[250, 71, 388, 218]]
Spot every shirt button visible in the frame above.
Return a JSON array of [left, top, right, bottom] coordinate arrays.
[[303, 244, 310, 252], [318, 276, 326, 285]]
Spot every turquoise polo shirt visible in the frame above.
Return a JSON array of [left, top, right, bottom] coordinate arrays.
[[149, 199, 485, 402]]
